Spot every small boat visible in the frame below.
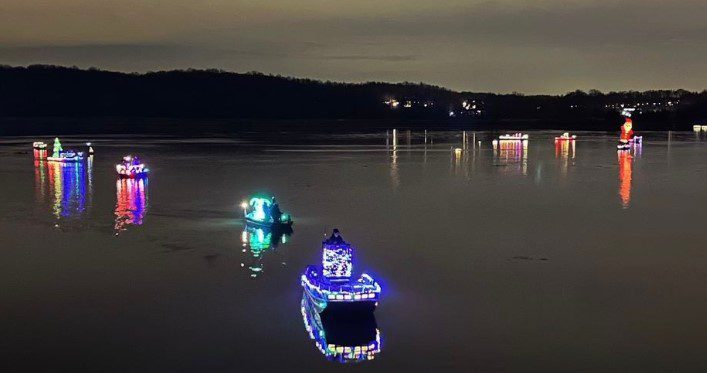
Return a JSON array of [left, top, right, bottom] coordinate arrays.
[[47, 138, 85, 162], [242, 196, 293, 228], [499, 133, 529, 141], [554, 132, 577, 141], [301, 294, 381, 363], [116, 155, 149, 178], [694, 125, 702, 132], [301, 230, 381, 315], [32, 142, 47, 150], [617, 142, 631, 151]]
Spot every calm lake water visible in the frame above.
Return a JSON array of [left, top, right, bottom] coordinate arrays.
[[2, 130, 707, 372]]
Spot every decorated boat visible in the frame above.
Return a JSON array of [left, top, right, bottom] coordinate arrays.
[[499, 133, 529, 141], [116, 155, 149, 178], [301, 294, 381, 363], [32, 141, 47, 150], [617, 118, 642, 151], [242, 196, 293, 228], [301, 229, 381, 315], [47, 138, 85, 163], [554, 132, 577, 141]]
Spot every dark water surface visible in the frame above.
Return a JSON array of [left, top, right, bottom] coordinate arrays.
[[2, 130, 707, 372]]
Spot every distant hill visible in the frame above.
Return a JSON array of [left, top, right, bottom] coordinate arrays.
[[0, 64, 705, 133]]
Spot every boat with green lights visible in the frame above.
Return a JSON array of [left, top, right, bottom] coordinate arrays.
[[241, 196, 293, 228]]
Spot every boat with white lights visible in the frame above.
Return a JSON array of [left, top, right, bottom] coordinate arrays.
[[242, 196, 293, 228], [32, 142, 47, 150], [301, 294, 380, 363], [116, 155, 149, 178], [46, 138, 85, 163], [499, 133, 529, 141], [554, 132, 577, 141], [301, 229, 381, 315]]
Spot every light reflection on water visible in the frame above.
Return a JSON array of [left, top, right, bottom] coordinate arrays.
[[114, 177, 149, 234], [240, 225, 292, 278], [34, 156, 93, 224], [301, 294, 380, 363], [8, 130, 707, 371]]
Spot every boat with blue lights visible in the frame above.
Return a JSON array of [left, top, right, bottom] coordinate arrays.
[[116, 155, 149, 178], [301, 229, 381, 315], [242, 196, 293, 229], [301, 294, 380, 363], [47, 138, 85, 163]]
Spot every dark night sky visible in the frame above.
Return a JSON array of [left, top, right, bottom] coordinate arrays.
[[1, 0, 705, 93]]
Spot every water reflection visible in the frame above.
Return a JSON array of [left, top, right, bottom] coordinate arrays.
[[301, 294, 381, 363], [493, 139, 529, 175], [555, 139, 576, 176], [34, 158, 92, 223], [114, 177, 149, 234], [389, 129, 399, 188], [240, 225, 292, 278], [618, 151, 633, 208]]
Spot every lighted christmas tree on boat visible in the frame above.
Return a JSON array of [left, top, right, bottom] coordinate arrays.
[[47, 138, 85, 163], [301, 229, 381, 315]]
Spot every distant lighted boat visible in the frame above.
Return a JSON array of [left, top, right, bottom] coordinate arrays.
[[702, 125, 707, 132], [617, 143, 632, 151], [116, 155, 149, 178], [499, 133, 529, 141], [554, 132, 577, 141], [694, 125, 702, 132], [301, 294, 381, 363], [32, 142, 47, 150], [301, 230, 381, 315], [242, 196, 293, 228], [47, 138, 85, 163]]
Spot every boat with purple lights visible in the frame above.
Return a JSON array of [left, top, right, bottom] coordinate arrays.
[[301, 229, 381, 315], [116, 155, 149, 178]]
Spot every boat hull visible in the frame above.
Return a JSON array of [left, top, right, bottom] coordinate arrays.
[[47, 157, 83, 163], [245, 217, 293, 229], [117, 172, 148, 179]]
